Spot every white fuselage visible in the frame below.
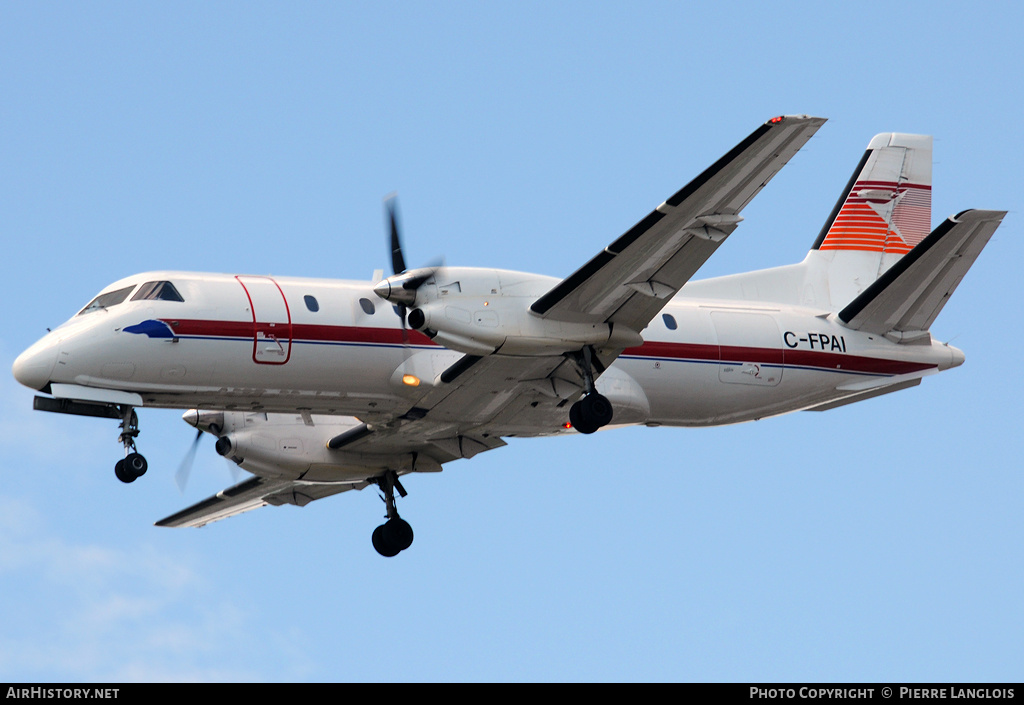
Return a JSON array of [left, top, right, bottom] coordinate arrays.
[[13, 268, 963, 433]]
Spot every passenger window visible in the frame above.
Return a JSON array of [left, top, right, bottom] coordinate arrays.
[[78, 286, 136, 315], [662, 313, 678, 330], [359, 298, 376, 315], [131, 281, 184, 302], [304, 295, 320, 312]]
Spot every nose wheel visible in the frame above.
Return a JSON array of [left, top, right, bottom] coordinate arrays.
[[114, 406, 148, 483], [371, 471, 414, 557]]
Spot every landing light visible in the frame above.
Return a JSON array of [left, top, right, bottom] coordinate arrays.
[[402, 374, 421, 387]]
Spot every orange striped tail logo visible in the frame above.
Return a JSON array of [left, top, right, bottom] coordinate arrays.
[[819, 179, 931, 254], [815, 134, 932, 255]]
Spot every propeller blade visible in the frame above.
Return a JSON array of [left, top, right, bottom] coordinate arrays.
[[223, 457, 243, 485], [377, 194, 444, 352], [398, 303, 410, 345], [385, 195, 406, 275], [174, 428, 204, 493]]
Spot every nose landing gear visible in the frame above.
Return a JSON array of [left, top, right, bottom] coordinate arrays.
[[114, 406, 148, 483], [370, 471, 414, 557]]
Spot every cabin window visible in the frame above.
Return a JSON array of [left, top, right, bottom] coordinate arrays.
[[131, 281, 184, 303], [359, 298, 376, 315], [304, 295, 320, 312], [77, 286, 136, 316], [662, 313, 678, 330]]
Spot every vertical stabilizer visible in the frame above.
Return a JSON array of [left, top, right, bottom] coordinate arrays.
[[804, 133, 933, 308]]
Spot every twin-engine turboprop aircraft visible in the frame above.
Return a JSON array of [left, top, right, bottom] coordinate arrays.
[[12, 116, 1005, 556]]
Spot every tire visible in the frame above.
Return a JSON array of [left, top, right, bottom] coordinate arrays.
[[125, 452, 148, 478], [372, 524, 401, 557], [570, 397, 606, 434], [114, 459, 135, 483], [582, 393, 613, 428], [383, 518, 414, 551]]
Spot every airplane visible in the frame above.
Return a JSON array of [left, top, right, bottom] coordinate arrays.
[[11, 115, 1005, 557]]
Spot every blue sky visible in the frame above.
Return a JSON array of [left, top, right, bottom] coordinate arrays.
[[1, 1, 1021, 682]]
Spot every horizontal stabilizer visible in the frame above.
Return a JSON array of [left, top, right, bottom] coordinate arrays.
[[837, 209, 1005, 339], [804, 378, 922, 412]]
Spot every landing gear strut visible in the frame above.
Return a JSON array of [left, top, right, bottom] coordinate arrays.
[[114, 406, 148, 483], [568, 347, 614, 435], [370, 470, 414, 557]]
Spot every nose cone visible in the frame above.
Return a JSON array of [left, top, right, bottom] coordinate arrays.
[[372, 278, 393, 301], [12, 338, 59, 391], [183, 409, 225, 435]]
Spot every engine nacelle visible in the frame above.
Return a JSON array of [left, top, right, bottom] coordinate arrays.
[[376, 266, 644, 356], [408, 297, 643, 356], [200, 412, 442, 482]]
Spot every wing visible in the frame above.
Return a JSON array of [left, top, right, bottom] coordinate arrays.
[[531, 115, 826, 329], [155, 475, 370, 528]]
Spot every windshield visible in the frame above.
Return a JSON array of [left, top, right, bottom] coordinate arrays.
[[77, 285, 136, 316], [131, 280, 184, 302]]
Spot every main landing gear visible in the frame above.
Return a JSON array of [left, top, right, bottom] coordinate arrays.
[[370, 471, 414, 557], [568, 347, 614, 435], [114, 406, 148, 483]]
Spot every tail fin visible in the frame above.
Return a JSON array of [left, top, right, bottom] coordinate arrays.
[[812, 133, 932, 257], [805, 133, 936, 310]]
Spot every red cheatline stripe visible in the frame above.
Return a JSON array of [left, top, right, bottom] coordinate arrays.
[[624, 341, 931, 376], [162, 319, 931, 376], [162, 319, 436, 347]]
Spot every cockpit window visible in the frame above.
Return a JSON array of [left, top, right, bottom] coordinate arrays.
[[131, 281, 184, 303], [77, 286, 136, 316]]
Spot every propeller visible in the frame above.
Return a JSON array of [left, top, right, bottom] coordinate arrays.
[[174, 427, 204, 493], [375, 195, 443, 341], [176, 410, 237, 493]]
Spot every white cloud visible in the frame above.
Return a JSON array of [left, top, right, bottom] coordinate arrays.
[[0, 493, 273, 682]]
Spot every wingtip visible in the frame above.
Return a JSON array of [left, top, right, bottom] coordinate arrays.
[[952, 209, 1008, 223], [765, 114, 827, 126]]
